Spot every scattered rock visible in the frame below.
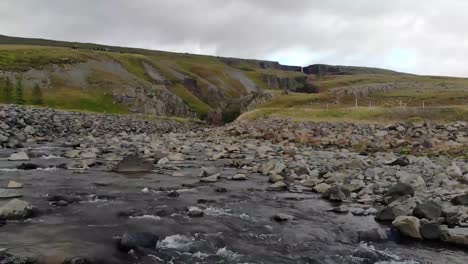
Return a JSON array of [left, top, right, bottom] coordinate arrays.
[[386, 157, 410, 167], [313, 183, 331, 193], [187, 206, 204, 217], [323, 185, 351, 202], [113, 155, 154, 172], [0, 199, 37, 220], [200, 173, 220, 183], [384, 183, 414, 204], [357, 228, 390, 242], [231, 174, 247, 181], [266, 181, 287, 191], [119, 232, 159, 252], [8, 152, 30, 161], [5, 181, 23, 189], [272, 213, 294, 222]]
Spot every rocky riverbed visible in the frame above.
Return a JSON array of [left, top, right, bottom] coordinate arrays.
[[0, 105, 467, 264]]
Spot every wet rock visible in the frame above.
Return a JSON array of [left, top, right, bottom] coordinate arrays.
[[113, 155, 154, 172], [269, 174, 284, 183], [352, 247, 394, 263], [215, 187, 227, 193], [443, 207, 462, 227], [17, 163, 39, 170], [272, 213, 294, 222], [230, 174, 247, 181], [167, 191, 180, 197], [200, 173, 220, 183], [329, 205, 349, 214], [199, 167, 217, 177], [323, 185, 351, 202], [440, 227, 468, 247], [392, 216, 422, 239], [157, 157, 169, 165], [0, 199, 37, 220], [375, 196, 417, 222], [398, 172, 426, 190], [46, 195, 82, 204], [0, 189, 23, 199], [413, 201, 442, 220], [5, 181, 23, 189], [167, 153, 184, 161], [357, 228, 390, 242], [384, 183, 414, 204], [119, 232, 159, 252], [420, 218, 442, 240], [386, 157, 410, 167], [8, 152, 30, 161], [266, 181, 287, 191], [187, 206, 204, 217], [451, 194, 468, 205], [313, 183, 331, 193]]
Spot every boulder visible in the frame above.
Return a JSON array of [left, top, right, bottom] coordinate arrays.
[[313, 183, 331, 193], [200, 173, 220, 183], [119, 232, 159, 252], [413, 201, 442, 221], [446, 164, 463, 178], [113, 155, 154, 172], [272, 213, 294, 222], [440, 227, 468, 247], [384, 183, 414, 204], [323, 185, 351, 202], [5, 181, 23, 189], [8, 152, 30, 161], [375, 196, 417, 222], [167, 153, 184, 161], [0, 199, 37, 220], [451, 194, 468, 205], [266, 181, 287, 191], [188, 206, 204, 217], [398, 172, 426, 190], [231, 174, 247, 181], [0, 189, 23, 199], [269, 174, 284, 183], [17, 163, 39, 170], [392, 216, 422, 239], [420, 218, 442, 240]]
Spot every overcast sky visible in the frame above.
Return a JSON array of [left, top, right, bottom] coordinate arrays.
[[1, 0, 467, 77]]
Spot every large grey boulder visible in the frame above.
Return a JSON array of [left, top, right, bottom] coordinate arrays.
[[113, 155, 154, 172], [413, 201, 442, 221], [0, 199, 37, 220], [420, 218, 442, 240]]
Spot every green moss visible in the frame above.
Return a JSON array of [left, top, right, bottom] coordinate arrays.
[[171, 84, 213, 119], [0, 45, 90, 71]]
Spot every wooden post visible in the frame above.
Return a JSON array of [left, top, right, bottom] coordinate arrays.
[[422, 101, 425, 109], [355, 95, 358, 108]]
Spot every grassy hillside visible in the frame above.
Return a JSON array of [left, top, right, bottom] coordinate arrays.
[[1, 34, 468, 123]]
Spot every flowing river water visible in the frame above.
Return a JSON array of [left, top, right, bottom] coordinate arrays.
[[0, 143, 467, 264]]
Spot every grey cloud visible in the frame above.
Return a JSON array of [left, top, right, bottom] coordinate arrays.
[[0, 0, 467, 76]]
